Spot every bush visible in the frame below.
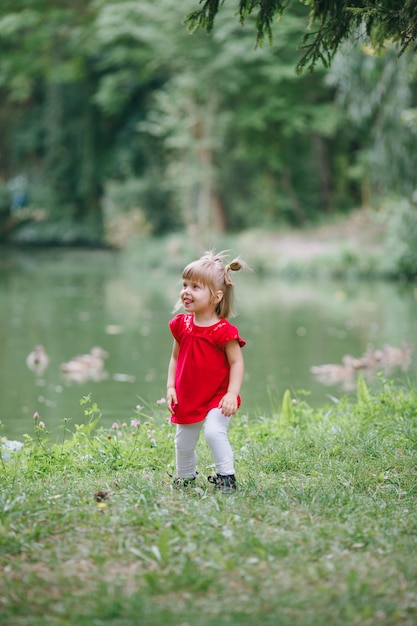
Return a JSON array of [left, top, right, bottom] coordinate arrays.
[[0, 184, 11, 216], [384, 197, 417, 278]]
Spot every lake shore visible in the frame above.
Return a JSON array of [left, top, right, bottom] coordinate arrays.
[[128, 207, 399, 280]]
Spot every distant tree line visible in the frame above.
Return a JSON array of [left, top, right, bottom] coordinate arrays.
[[0, 0, 416, 245]]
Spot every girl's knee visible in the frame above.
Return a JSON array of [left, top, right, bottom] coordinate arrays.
[[204, 421, 228, 447]]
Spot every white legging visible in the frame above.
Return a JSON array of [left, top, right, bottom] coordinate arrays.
[[175, 408, 234, 478]]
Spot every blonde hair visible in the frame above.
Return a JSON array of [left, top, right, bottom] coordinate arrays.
[[177, 250, 248, 319]]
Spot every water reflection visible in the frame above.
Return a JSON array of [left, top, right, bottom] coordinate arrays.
[[60, 346, 109, 384], [1, 248, 416, 439], [26, 344, 50, 378], [310, 342, 412, 391]]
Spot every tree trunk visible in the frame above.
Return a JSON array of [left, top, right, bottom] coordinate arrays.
[[281, 167, 306, 224], [193, 94, 226, 235], [313, 134, 333, 213]]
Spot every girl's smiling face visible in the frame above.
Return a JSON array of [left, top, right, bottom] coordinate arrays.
[[180, 279, 213, 314]]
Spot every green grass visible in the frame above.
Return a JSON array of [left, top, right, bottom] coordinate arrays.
[[1, 382, 417, 626]]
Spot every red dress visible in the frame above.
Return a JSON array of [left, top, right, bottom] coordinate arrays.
[[169, 313, 246, 424]]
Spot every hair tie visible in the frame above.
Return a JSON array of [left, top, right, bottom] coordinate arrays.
[[228, 260, 241, 272]]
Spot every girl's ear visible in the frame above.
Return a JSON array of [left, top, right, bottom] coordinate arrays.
[[214, 290, 223, 304]]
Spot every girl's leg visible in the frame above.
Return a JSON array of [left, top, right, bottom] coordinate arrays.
[[175, 422, 204, 478], [203, 408, 235, 476]]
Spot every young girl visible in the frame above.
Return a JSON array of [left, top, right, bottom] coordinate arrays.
[[166, 250, 247, 493]]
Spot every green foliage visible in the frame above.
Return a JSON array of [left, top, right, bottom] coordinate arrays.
[[0, 184, 11, 215], [280, 389, 295, 427], [328, 46, 417, 203], [383, 198, 417, 278], [357, 373, 371, 404], [0, 0, 360, 242], [0, 0, 416, 245], [186, 0, 417, 73], [187, 0, 287, 49], [9, 216, 104, 246]]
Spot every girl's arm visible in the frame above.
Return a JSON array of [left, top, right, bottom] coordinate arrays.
[[166, 339, 179, 413], [219, 339, 244, 417]]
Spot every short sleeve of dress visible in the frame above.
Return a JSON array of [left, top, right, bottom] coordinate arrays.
[[213, 320, 246, 349], [169, 314, 185, 343]]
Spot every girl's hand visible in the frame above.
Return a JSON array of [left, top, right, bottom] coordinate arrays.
[[166, 386, 177, 413], [218, 392, 238, 417]]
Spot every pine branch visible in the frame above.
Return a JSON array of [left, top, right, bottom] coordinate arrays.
[[184, 0, 224, 34], [185, 0, 417, 71]]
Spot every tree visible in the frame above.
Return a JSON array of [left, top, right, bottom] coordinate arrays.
[[327, 45, 417, 204], [185, 0, 417, 73], [134, 1, 347, 230], [0, 1, 105, 237], [2, 0, 413, 244]]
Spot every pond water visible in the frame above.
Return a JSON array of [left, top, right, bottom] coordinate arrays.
[[1, 248, 416, 440]]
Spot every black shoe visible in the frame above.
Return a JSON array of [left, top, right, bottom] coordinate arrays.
[[171, 472, 198, 488], [207, 473, 237, 493]]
